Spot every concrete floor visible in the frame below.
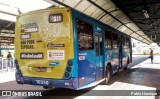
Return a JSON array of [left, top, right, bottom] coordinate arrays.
[[0, 55, 159, 99], [75, 55, 160, 99], [0, 68, 15, 83]]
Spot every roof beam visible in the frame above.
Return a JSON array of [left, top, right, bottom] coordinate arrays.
[[154, 4, 160, 15], [51, 0, 71, 8], [49, 0, 151, 44], [0, 10, 17, 16], [0, 36, 14, 38], [108, 8, 120, 13], [0, 41, 14, 44], [116, 2, 160, 7], [87, 0, 150, 43], [141, 0, 159, 38]]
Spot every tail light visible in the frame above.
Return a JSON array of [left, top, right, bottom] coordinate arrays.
[[66, 66, 71, 72], [64, 60, 73, 78], [64, 72, 70, 78], [67, 60, 73, 66]]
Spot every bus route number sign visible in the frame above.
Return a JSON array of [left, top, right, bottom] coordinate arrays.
[[49, 13, 63, 23]]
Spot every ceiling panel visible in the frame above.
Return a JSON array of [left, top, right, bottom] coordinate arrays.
[[74, 0, 91, 12], [112, 0, 159, 44], [83, 5, 98, 16], [62, 0, 81, 8], [91, 9, 104, 19]]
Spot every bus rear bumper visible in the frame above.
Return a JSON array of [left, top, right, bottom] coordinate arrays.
[[16, 75, 78, 90]]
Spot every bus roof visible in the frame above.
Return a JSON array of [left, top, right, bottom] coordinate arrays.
[[17, 7, 70, 18]]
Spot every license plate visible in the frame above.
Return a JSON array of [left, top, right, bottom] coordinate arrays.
[[36, 67, 47, 72], [34, 79, 51, 86]]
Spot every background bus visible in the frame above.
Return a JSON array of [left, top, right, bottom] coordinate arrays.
[[15, 8, 132, 90]]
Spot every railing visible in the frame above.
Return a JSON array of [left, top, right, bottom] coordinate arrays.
[[0, 58, 15, 72]]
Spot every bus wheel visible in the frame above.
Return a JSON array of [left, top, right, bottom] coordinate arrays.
[[43, 86, 51, 89], [105, 65, 111, 84]]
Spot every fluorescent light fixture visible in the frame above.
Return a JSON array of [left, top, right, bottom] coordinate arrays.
[[143, 10, 149, 18], [151, 35, 156, 40]]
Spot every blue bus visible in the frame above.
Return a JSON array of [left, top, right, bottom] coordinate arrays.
[[15, 8, 132, 90]]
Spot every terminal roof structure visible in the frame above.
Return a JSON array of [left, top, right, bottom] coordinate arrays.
[[1, 0, 160, 45]]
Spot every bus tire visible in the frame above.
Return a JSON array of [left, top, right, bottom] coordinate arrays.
[[43, 86, 51, 89], [124, 58, 129, 70], [105, 65, 111, 84]]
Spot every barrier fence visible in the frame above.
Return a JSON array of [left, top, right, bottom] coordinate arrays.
[[0, 58, 15, 72]]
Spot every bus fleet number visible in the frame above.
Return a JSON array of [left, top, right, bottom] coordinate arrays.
[[35, 80, 49, 85]]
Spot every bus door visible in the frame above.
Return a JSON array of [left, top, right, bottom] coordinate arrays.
[[76, 19, 96, 87], [122, 36, 128, 67], [95, 33, 104, 80], [119, 35, 127, 69], [118, 35, 123, 70]]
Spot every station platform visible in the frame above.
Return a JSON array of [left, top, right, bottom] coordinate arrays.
[[0, 55, 159, 99], [76, 55, 160, 99], [0, 69, 15, 83], [0, 55, 160, 86]]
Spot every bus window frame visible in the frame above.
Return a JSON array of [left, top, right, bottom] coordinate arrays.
[[105, 30, 112, 50], [112, 32, 118, 49], [126, 37, 130, 48], [122, 35, 126, 49], [121, 35, 130, 49]]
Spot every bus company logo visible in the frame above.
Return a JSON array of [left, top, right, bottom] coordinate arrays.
[[47, 50, 65, 60], [97, 27, 101, 31], [39, 18, 62, 42], [2, 91, 11, 96], [79, 56, 85, 60]]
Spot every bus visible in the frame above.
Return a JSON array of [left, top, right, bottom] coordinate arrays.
[[15, 7, 132, 90]]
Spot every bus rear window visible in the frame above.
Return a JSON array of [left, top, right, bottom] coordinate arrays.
[[76, 19, 94, 50]]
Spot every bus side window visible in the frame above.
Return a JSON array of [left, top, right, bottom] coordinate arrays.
[[105, 30, 112, 49], [99, 36, 102, 55], [76, 19, 94, 50], [112, 32, 118, 49], [96, 35, 103, 56], [126, 37, 130, 48], [122, 36, 126, 48]]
